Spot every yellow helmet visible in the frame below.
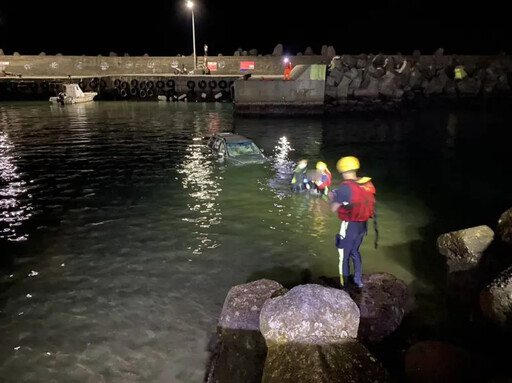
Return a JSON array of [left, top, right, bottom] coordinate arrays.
[[316, 161, 327, 170], [336, 156, 360, 173]]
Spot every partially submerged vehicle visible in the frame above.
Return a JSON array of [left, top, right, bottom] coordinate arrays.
[[207, 133, 266, 165]]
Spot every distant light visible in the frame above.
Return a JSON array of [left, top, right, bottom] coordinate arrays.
[[283, 57, 289, 63], [186, 1, 194, 8]]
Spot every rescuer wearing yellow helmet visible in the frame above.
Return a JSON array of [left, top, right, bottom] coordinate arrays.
[[313, 161, 332, 196], [328, 156, 377, 288]]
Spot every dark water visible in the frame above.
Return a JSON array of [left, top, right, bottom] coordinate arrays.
[[0, 101, 510, 382]]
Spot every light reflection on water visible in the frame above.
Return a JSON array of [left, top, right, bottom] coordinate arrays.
[[178, 138, 222, 254], [0, 130, 32, 242], [0, 102, 510, 382]]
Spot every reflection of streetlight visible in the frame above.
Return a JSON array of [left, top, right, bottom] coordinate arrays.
[[186, 1, 197, 71]]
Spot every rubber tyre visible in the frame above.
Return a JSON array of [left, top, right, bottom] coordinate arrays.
[[156, 80, 165, 89], [167, 79, 175, 88], [187, 80, 195, 89], [130, 79, 139, 87], [208, 80, 217, 89], [198, 80, 207, 89], [218, 80, 227, 89]]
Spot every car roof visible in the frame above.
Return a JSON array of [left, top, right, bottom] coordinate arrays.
[[213, 133, 253, 143]]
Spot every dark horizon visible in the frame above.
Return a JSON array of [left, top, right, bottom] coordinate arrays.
[[0, 0, 510, 57]]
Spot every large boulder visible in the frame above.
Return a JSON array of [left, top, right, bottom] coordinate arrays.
[[347, 272, 409, 343], [480, 266, 512, 333], [249, 48, 258, 56], [437, 226, 495, 272], [205, 279, 284, 383], [262, 340, 392, 383], [497, 208, 512, 246], [404, 341, 486, 383], [326, 45, 336, 57], [271, 44, 283, 56], [437, 225, 494, 307], [260, 284, 360, 345]]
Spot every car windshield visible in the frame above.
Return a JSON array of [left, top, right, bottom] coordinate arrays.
[[227, 141, 261, 157]]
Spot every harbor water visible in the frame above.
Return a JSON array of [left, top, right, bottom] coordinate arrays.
[[0, 101, 510, 382]]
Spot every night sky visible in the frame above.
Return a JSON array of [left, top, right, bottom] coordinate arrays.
[[0, 0, 510, 57]]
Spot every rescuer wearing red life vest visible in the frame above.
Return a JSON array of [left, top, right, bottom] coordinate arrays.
[[328, 156, 377, 288], [313, 161, 332, 196]]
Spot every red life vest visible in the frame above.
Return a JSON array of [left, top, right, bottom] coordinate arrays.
[[337, 178, 376, 222], [317, 169, 332, 190]]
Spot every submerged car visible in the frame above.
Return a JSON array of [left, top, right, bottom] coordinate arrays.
[[207, 133, 266, 165]]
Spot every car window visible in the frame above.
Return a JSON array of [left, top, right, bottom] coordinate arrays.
[[227, 141, 261, 157]]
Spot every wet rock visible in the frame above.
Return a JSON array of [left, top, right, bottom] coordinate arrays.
[[233, 51, 240, 56], [412, 49, 421, 61], [480, 266, 512, 333], [241, 50, 248, 56], [206, 279, 284, 383], [13, 52, 20, 56], [260, 284, 360, 346], [249, 49, 258, 56], [347, 272, 409, 343], [321, 45, 328, 56], [437, 225, 494, 306], [109, 51, 117, 57], [497, 208, 512, 246], [296, 52, 303, 56], [404, 341, 486, 383], [262, 339, 392, 383], [304, 46, 314, 55], [272, 44, 283, 56], [0, 48, 4, 55], [39, 52, 46, 56], [437, 225, 494, 272]]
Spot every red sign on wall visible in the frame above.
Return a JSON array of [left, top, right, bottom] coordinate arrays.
[[208, 62, 218, 71], [240, 61, 255, 71]]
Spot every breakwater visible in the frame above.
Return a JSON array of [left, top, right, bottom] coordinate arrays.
[[1, 51, 511, 109]]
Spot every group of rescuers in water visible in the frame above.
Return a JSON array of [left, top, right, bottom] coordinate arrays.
[[290, 156, 378, 289]]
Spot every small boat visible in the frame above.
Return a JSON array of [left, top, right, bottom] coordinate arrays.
[[49, 83, 97, 104]]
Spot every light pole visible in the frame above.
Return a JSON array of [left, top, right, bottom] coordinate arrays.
[[186, 1, 197, 71]]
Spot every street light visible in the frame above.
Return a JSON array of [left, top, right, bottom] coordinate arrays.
[[186, 1, 197, 71]]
